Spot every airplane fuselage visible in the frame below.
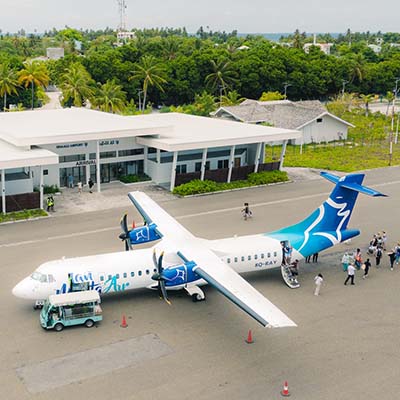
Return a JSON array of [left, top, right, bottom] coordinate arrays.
[[12, 234, 299, 302]]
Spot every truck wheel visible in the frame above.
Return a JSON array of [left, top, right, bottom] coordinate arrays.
[[85, 319, 94, 328], [54, 323, 64, 332]]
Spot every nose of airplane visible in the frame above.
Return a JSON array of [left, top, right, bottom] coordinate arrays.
[[12, 278, 31, 299]]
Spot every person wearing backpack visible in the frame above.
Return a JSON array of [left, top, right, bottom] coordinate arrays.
[[375, 246, 383, 267]]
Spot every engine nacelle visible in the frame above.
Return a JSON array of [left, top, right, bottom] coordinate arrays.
[[128, 223, 161, 245], [163, 261, 199, 287]]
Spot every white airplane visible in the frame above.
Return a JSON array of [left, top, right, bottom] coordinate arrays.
[[12, 172, 385, 328]]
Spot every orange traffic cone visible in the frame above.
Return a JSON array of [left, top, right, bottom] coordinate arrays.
[[281, 381, 290, 397], [245, 329, 254, 344], [120, 314, 128, 328]]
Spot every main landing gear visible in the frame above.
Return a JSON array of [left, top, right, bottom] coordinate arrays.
[[184, 285, 206, 302]]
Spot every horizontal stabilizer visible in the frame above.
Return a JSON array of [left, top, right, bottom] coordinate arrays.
[[320, 171, 386, 197]]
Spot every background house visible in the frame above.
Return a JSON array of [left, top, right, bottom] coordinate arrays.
[[213, 99, 353, 145]]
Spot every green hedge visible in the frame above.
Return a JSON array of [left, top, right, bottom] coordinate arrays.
[[173, 170, 289, 196], [0, 209, 48, 224], [119, 174, 151, 184]]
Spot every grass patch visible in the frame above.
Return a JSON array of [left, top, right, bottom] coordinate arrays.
[[0, 209, 48, 224], [173, 170, 289, 196]]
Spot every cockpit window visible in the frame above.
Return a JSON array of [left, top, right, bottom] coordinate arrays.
[[48, 274, 55, 283], [31, 272, 47, 283]]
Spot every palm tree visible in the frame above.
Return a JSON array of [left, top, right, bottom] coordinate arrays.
[[347, 54, 366, 84], [59, 63, 94, 107], [0, 63, 19, 111], [129, 55, 167, 112], [92, 80, 127, 113], [205, 59, 237, 98], [18, 60, 49, 109], [385, 91, 395, 116], [359, 94, 377, 116], [220, 90, 245, 106]]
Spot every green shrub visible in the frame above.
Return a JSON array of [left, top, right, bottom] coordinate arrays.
[[119, 174, 151, 184], [247, 170, 289, 185], [43, 185, 60, 194], [173, 171, 289, 196]]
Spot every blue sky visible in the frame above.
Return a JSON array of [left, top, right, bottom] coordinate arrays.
[[0, 0, 399, 34]]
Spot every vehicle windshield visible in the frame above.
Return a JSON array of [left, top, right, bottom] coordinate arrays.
[[31, 271, 47, 283], [41, 299, 50, 315]]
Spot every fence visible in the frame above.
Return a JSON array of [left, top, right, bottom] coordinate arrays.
[[5, 192, 40, 212], [175, 162, 280, 186]]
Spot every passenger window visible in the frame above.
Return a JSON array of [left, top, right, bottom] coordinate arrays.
[[153, 268, 157, 273], [138, 271, 142, 276], [234, 257, 238, 263], [108, 274, 112, 280], [100, 275, 104, 281], [254, 254, 258, 260], [273, 252, 277, 257], [116, 274, 120, 279], [267, 253, 271, 258], [146, 269, 150, 275], [248, 255, 251, 261], [227, 258, 231, 263], [123, 273, 127, 278], [241, 256, 245, 262], [130, 272, 135, 277], [261, 253, 264, 259]]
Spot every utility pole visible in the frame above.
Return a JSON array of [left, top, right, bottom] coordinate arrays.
[[283, 82, 292, 100]]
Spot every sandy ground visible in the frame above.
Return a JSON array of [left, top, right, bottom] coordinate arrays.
[[1, 166, 400, 400]]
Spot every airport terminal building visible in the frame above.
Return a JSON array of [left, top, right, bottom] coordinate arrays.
[[0, 108, 301, 213]]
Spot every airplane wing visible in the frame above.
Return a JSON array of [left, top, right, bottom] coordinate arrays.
[[128, 192, 296, 328]]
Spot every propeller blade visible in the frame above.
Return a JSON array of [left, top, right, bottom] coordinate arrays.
[[152, 249, 158, 270], [158, 251, 164, 273], [159, 280, 171, 305], [120, 214, 128, 236]]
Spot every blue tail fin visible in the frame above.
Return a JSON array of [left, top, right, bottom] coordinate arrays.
[[267, 172, 386, 257]]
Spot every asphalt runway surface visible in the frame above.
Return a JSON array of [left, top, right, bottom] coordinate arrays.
[[1, 167, 400, 400]]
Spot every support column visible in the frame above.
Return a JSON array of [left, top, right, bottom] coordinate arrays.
[[143, 146, 148, 174], [96, 140, 101, 193], [39, 166, 44, 210], [254, 142, 262, 173], [1, 169, 5, 215], [156, 148, 161, 163], [227, 145, 236, 183], [279, 140, 288, 170], [170, 151, 178, 192], [200, 148, 208, 181], [85, 164, 90, 185]]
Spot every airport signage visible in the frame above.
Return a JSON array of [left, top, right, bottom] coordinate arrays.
[[76, 160, 96, 166]]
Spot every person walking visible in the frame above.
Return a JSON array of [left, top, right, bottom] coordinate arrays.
[[341, 252, 350, 272], [46, 195, 54, 212], [388, 249, 396, 270], [314, 273, 324, 296], [362, 258, 371, 279], [68, 174, 74, 188], [77, 181, 82, 194], [375, 246, 383, 267], [395, 244, 400, 265], [241, 202, 252, 220], [312, 252, 319, 263], [305, 254, 311, 263], [344, 263, 356, 285], [354, 248, 362, 270], [88, 178, 94, 193]]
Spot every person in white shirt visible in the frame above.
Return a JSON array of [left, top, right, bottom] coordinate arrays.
[[344, 264, 356, 285], [314, 274, 324, 296]]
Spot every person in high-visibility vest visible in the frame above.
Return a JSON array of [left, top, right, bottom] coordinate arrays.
[[46, 196, 54, 212]]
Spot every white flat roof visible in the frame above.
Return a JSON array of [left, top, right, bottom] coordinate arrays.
[[134, 113, 302, 151], [0, 139, 58, 170], [0, 108, 172, 147]]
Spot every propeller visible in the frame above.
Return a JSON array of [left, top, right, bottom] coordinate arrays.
[[151, 249, 171, 305], [118, 214, 132, 251]]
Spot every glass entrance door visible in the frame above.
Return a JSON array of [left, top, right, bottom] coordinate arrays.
[[59, 167, 86, 187]]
